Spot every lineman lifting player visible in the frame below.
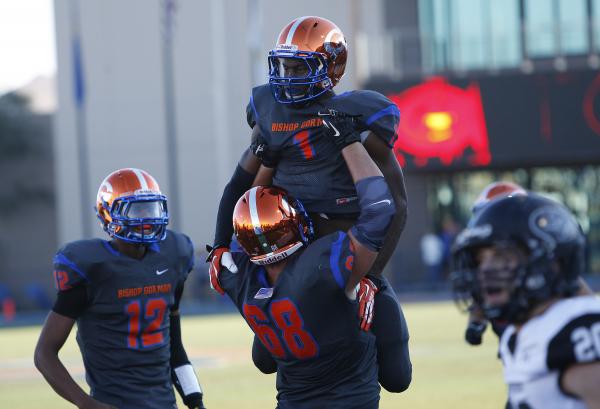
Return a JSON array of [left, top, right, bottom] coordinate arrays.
[[207, 15, 411, 392]]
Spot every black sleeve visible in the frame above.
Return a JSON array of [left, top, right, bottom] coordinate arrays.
[[52, 285, 88, 319], [213, 164, 256, 247], [169, 312, 190, 367], [246, 101, 256, 128], [172, 282, 185, 311], [547, 313, 600, 371]]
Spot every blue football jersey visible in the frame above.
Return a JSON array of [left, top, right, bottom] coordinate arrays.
[[52, 230, 194, 409], [220, 231, 380, 409], [247, 84, 399, 215]]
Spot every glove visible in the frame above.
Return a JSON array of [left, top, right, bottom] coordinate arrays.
[[206, 245, 238, 295], [318, 109, 362, 149], [465, 302, 487, 345], [250, 134, 281, 168], [357, 277, 378, 332], [465, 321, 487, 346], [183, 392, 206, 409]]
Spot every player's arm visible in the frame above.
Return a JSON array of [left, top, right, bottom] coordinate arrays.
[[363, 132, 407, 276], [34, 288, 115, 409], [208, 127, 264, 294], [562, 362, 600, 408], [321, 115, 395, 295], [340, 141, 395, 294], [212, 126, 263, 249], [170, 283, 206, 409], [252, 165, 275, 187]]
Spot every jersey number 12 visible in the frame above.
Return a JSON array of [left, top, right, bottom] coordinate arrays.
[[125, 298, 167, 349]]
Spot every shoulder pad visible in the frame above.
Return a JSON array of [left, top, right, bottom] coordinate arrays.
[[163, 230, 195, 277], [334, 90, 399, 147], [546, 297, 600, 370], [53, 239, 100, 291]]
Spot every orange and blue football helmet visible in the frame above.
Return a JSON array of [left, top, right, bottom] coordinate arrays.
[[233, 186, 314, 265], [95, 168, 168, 244], [268, 16, 347, 104]]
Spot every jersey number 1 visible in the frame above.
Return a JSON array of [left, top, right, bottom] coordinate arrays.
[[243, 299, 318, 360], [293, 130, 315, 160], [125, 298, 167, 349]]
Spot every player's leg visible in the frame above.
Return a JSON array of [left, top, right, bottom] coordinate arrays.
[[369, 275, 412, 393]]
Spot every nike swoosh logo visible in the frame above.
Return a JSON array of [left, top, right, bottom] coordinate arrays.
[[156, 269, 168, 275], [328, 122, 340, 137], [367, 199, 391, 207]]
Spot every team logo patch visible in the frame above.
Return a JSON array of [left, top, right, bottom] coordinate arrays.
[[254, 287, 274, 299]]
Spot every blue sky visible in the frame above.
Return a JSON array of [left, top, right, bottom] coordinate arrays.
[[0, 0, 55, 93]]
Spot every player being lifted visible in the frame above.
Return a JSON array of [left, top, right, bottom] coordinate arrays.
[[219, 123, 395, 408], [452, 193, 600, 408], [35, 168, 206, 409], [208, 16, 411, 392]]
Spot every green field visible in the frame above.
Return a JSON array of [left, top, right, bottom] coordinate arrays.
[[0, 301, 506, 408]]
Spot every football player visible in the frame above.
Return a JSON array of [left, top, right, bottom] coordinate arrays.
[[452, 194, 600, 408], [462, 181, 593, 346], [208, 16, 411, 393], [218, 130, 395, 408], [34, 168, 206, 409], [463, 181, 528, 345]]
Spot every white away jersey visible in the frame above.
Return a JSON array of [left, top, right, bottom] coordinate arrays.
[[499, 295, 600, 409]]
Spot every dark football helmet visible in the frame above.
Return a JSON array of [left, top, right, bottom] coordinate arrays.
[[471, 181, 527, 213], [233, 186, 314, 265], [95, 168, 168, 244], [268, 16, 347, 104], [452, 193, 584, 323]]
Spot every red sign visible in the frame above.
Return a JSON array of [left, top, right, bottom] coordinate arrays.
[[388, 77, 491, 168]]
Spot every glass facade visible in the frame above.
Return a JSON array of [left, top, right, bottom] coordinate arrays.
[[427, 166, 600, 275], [414, 0, 594, 75], [558, 0, 588, 55], [593, 0, 600, 51]]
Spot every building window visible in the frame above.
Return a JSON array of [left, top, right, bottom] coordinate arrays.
[[558, 0, 588, 55], [420, 0, 521, 71], [593, 0, 600, 52], [526, 0, 557, 57]]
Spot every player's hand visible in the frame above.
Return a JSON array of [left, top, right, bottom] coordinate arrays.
[[357, 277, 378, 332], [465, 303, 488, 345], [183, 392, 206, 409], [318, 109, 362, 149], [251, 134, 281, 168], [206, 245, 238, 295], [465, 321, 487, 345]]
